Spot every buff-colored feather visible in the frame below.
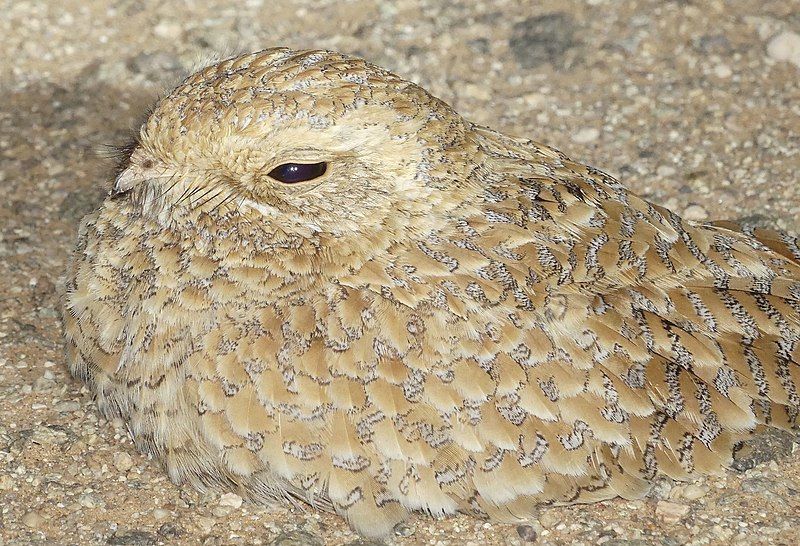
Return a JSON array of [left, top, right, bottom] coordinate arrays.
[[62, 47, 800, 538]]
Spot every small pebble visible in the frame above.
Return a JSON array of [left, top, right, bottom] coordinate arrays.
[[157, 522, 182, 538], [682, 484, 709, 500], [113, 452, 134, 472], [153, 21, 182, 40], [713, 63, 732, 78], [393, 522, 415, 537], [683, 204, 709, 221], [54, 400, 81, 413], [218, 492, 243, 508], [152, 508, 170, 520], [767, 31, 800, 68], [521, 92, 546, 107], [656, 165, 677, 178], [31, 425, 69, 445], [79, 492, 105, 509], [516, 524, 538, 542], [270, 530, 324, 546], [670, 483, 709, 500], [649, 477, 673, 500], [107, 530, 158, 545], [21, 510, 46, 528], [538, 510, 561, 529], [462, 83, 492, 101], [573, 127, 600, 143], [656, 500, 690, 523], [196, 516, 216, 534], [0, 475, 14, 490], [211, 506, 232, 517]]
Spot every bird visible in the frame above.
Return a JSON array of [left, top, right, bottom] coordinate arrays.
[[61, 47, 800, 538]]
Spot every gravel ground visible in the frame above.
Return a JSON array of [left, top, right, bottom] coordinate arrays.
[[1, 1, 800, 545]]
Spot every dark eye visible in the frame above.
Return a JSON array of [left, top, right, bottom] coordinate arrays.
[[267, 162, 327, 184]]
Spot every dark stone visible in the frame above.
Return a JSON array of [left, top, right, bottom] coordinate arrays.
[[509, 13, 580, 69], [646, 476, 675, 501], [715, 493, 740, 506], [393, 522, 415, 537], [692, 34, 732, 54], [740, 477, 780, 494], [731, 429, 800, 472], [739, 477, 788, 504], [157, 522, 182, 539], [516, 524, 538, 542], [269, 531, 324, 546], [598, 528, 619, 540], [468, 38, 490, 54], [685, 170, 710, 181], [106, 530, 157, 546]]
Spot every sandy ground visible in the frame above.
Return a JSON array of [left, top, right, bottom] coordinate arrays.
[[1, 0, 800, 545]]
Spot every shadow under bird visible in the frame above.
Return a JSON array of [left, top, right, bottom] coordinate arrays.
[[62, 47, 800, 537]]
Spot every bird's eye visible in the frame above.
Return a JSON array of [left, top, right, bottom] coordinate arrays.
[[267, 162, 327, 184]]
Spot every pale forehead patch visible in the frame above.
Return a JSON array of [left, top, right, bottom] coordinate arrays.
[[143, 48, 423, 148]]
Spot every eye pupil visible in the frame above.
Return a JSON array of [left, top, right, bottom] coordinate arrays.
[[268, 162, 327, 184]]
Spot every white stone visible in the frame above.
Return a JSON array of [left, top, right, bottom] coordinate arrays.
[[78, 493, 104, 509], [152, 508, 170, 520], [714, 63, 732, 78], [767, 31, 800, 68], [573, 127, 600, 143], [656, 500, 690, 523], [521, 92, 546, 107], [670, 483, 709, 500], [197, 516, 216, 534], [21, 511, 45, 528], [656, 165, 677, 177], [683, 204, 709, 221], [682, 484, 710, 500], [154, 20, 182, 40], [462, 83, 491, 101], [112, 452, 134, 472], [539, 510, 561, 529], [218, 492, 243, 509], [0, 475, 14, 490]]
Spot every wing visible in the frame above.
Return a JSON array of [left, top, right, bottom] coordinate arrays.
[[436, 126, 800, 511], [276, 125, 800, 529]]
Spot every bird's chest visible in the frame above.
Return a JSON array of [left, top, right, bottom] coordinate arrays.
[[101, 224, 545, 416]]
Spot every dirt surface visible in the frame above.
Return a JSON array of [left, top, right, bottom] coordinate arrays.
[[1, 1, 800, 545]]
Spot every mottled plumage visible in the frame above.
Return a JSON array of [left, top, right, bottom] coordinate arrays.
[[62, 48, 800, 537]]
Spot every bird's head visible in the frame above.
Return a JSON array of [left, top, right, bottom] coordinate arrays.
[[113, 48, 480, 264]]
